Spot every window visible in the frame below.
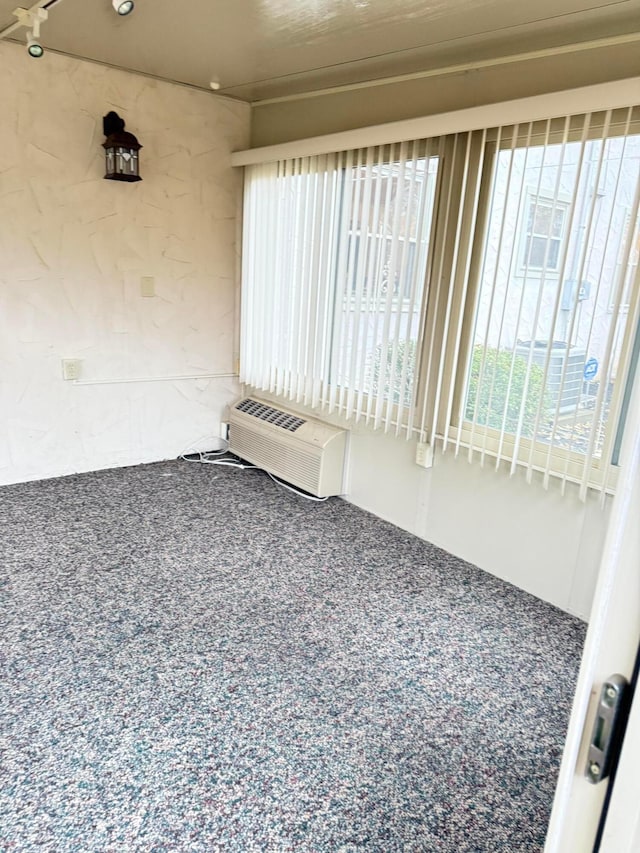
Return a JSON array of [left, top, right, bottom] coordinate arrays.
[[335, 155, 438, 412], [240, 143, 439, 431], [521, 194, 568, 272], [240, 105, 640, 497], [427, 110, 640, 496]]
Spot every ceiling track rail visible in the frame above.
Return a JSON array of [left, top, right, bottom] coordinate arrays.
[[0, 0, 64, 41]]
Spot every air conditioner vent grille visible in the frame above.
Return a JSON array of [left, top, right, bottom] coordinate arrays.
[[236, 398, 306, 432], [230, 424, 321, 494]]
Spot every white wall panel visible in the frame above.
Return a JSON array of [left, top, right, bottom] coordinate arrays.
[[0, 42, 249, 484], [345, 428, 609, 618]]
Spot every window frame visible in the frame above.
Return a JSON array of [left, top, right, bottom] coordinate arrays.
[[518, 189, 571, 276], [424, 124, 640, 493]]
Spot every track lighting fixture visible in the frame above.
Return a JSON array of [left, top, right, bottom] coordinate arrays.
[[112, 0, 134, 15], [13, 6, 48, 57]]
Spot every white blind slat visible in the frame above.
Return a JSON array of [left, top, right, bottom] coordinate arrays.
[[355, 147, 385, 422], [345, 147, 374, 422], [509, 118, 565, 476], [524, 114, 581, 485], [490, 121, 539, 471]]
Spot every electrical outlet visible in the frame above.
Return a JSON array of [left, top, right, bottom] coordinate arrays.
[[219, 421, 229, 441], [415, 441, 433, 468], [140, 276, 155, 297], [62, 358, 82, 381]]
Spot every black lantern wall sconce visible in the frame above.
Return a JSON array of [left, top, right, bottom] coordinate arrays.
[[102, 111, 142, 182]]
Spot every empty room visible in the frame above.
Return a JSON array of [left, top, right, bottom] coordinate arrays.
[[1, 0, 640, 850]]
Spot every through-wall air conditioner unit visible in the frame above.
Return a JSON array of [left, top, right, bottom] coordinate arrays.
[[515, 340, 586, 414], [228, 398, 347, 497]]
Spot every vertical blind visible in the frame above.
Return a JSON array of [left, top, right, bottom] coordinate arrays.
[[423, 107, 640, 497], [240, 105, 640, 498], [241, 143, 439, 435]]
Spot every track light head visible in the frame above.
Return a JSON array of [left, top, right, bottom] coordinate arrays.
[[112, 0, 134, 14], [26, 32, 43, 58], [13, 6, 48, 55]]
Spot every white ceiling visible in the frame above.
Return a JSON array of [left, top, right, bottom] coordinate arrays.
[[1, 0, 639, 102]]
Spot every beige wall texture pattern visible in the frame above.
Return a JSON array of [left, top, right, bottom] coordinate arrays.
[[0, 43, 249, 485]]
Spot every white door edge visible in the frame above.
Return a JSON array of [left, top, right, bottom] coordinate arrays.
[[545, 338, 640, 852]]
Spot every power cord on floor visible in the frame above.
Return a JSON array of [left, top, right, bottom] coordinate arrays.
[[178, 438, 329, 501], [180, 446, 258, 470], [265, 471, 329, 502], [179, 433, 230, 462], [195, 455, 259, 470]]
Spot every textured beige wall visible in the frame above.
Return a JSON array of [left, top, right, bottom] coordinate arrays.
[[251, 42, 640, 147], [0, 42, 249, 484]]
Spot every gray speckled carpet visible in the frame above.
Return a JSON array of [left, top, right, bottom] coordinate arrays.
[[0, 460, 585, 852]]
